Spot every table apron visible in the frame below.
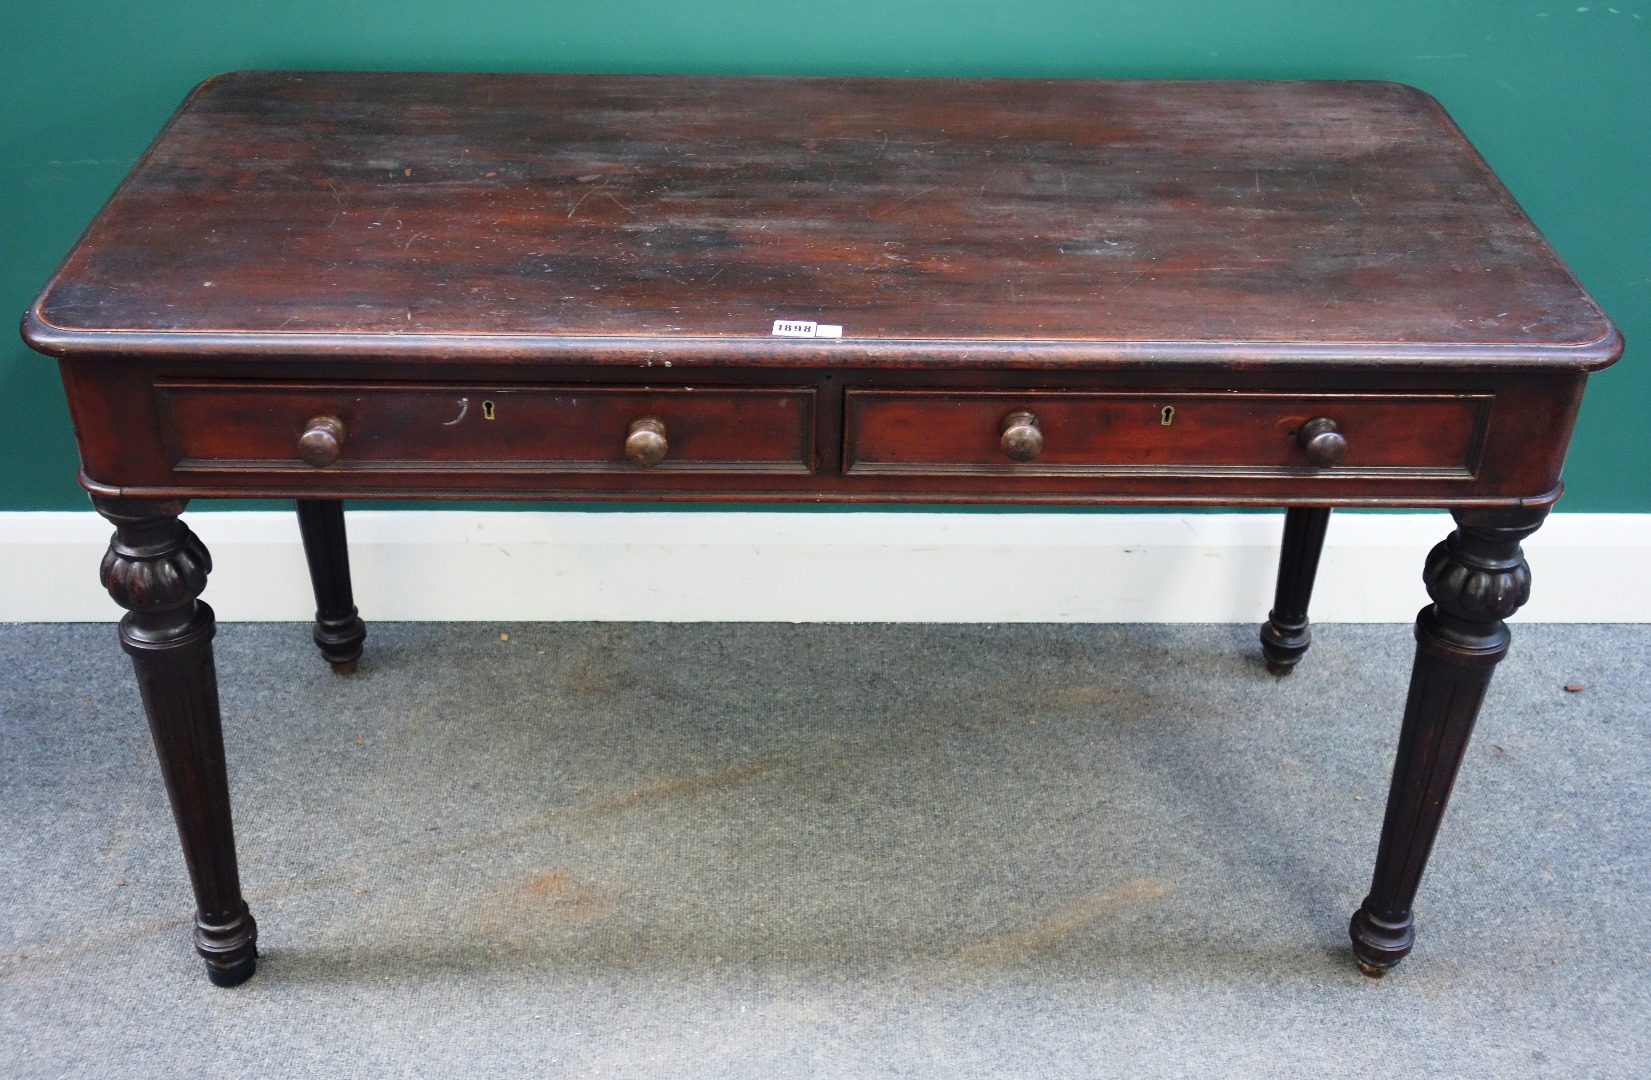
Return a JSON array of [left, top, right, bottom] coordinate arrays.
[[58, 360, 1587, 508]]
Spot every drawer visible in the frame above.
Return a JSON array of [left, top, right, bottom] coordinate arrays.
[[157, 382, 815, 474], [844, 390, 1489, 478]]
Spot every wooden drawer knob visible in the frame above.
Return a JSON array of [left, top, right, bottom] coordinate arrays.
[[1298, 416, 1348, 467], [999, 409, 1044, 462], [298, 415, 346, 468], [625, 417, 668, 467]]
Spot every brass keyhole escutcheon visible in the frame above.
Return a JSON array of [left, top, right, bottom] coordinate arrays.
[[482, 400, 496, 420], [1161, 405, 1175, 426]]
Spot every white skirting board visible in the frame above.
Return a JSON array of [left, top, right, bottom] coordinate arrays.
[[2, 510, 1647, 623]]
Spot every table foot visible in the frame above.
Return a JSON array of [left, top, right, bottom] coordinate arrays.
[[313, 612, 366, 674], [1349, 906, 1413, 975], [199, 907, 259, 986], [1349, 506, 1545, 974], [1259, 507, 1331, 675], [205, 955, 258, 988], [1263, 654, 1301, 678]]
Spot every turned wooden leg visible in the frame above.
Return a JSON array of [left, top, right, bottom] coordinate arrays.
[[94, 495, 258, 987], [295, 498, 366, 673], [1260, 506, 1332, 675], [1349, 506, 1546, 976]]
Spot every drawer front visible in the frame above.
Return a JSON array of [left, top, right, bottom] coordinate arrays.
[[845, 390, 1489, 478], [157, 382, 814, 474]]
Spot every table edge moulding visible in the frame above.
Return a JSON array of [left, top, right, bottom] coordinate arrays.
[[21, 70, 1622, 987]]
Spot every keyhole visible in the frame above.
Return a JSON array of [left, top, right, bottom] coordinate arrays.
[[1160, 405, 1175, 426], [482, 400, 496, 421]]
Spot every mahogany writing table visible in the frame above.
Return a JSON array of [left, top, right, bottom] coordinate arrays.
[[23, 72, 1621, 986]]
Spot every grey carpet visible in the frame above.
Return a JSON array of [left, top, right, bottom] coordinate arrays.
[[1, 622, 1647, 1078]]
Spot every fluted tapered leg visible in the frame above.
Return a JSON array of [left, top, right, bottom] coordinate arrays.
[[1260, 506, 1332, 674], [94, 495, 257, 986], [296, 498, 366, 672], [1349, 506, 1546, 975]]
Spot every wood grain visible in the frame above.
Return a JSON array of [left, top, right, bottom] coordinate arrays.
[[24, 72, 1619, 370]]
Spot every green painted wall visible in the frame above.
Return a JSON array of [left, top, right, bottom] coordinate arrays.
[[3, 1, 1645, 511]]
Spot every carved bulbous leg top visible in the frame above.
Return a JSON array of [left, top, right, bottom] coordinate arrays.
[[96, 496, 213, 647], [1417, 508, 1543, 657]]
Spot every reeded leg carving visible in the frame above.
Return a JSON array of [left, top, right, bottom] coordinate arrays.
[[296, 498, 366, 673], [1260, 506, 1332, 675], [1349, 506, 1546, 976], [94, 495, 258, 987]]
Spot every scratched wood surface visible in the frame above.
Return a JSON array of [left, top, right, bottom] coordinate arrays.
[[25, 71, 1617, 368]]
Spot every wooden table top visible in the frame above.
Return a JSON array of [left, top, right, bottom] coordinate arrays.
[[25, 71, 1618, 371]]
